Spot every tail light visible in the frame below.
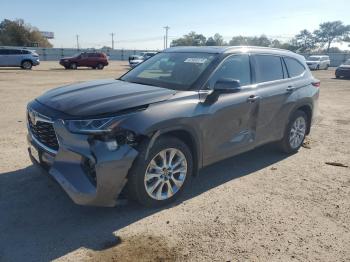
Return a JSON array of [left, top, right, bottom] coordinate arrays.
[[312, 81, 320, 88]]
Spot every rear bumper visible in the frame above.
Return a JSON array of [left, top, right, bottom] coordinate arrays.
[[27, 120, 138, 207]]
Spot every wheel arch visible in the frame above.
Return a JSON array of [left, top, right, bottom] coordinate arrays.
[[291, 103, 313, 135], [21, 59, 33, 65], [145, 126, 201, 177]]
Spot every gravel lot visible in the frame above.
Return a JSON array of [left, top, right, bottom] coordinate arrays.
[[0, 62, 349, 262]]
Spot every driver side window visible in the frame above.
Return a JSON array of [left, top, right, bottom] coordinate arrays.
[[209, 54, 251, 88]]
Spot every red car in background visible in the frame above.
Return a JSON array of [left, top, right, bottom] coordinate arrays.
[[59, 52, 108, 70]]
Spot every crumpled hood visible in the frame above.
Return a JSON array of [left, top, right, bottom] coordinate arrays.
[[37, 79, 176, 117]]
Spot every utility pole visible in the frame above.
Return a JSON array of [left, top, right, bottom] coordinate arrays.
[[111, 33, 115, 49], [163, 26, 170, 49], [76, 34, 80, 50]]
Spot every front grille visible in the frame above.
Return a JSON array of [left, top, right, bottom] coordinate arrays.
[[28, 114, 59, 151]]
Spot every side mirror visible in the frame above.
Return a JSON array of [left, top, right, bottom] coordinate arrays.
[[214, 78, 241, 93]]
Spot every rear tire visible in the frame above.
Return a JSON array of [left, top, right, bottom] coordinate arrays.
[[278, 110, 308, 154], [127, 136, 193, 207], [21, 60, 32, 70], [70, 63, 77, 70], [325, 65, 329, 70]]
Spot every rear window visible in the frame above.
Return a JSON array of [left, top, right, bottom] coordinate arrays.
[[253, 55, 284, 83], [284, 57, 305, 77]]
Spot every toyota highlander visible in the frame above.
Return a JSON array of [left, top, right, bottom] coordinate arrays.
[[27, 46, 320, 207]]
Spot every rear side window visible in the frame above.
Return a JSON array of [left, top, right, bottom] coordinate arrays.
[[253, 55, 284, 83], [284, 57, 305, 77], [209, 54, 251, 87], [0, 49, 8, 55], [8, 49, 22, 55]]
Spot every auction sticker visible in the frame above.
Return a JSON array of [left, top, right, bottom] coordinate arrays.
[[184, 58, 208, 63]]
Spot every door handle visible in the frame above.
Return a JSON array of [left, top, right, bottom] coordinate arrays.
[[286, 86, 295, 92], [247, 95, 260, 103]]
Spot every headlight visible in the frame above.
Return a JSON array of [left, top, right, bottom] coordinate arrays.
[[65, 117, 117, 134]]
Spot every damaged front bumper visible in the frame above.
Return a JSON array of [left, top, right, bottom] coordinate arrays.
[[28, 120, 138, 207]]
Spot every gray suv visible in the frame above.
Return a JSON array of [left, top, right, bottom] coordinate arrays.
[[27, 46, 319, 207], [0, 48, 40, 69]]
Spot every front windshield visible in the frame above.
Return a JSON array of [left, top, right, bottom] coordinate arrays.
[[120, 52, 217, 90], [308, 56, 321, 61], [343, 59, 350, 65]]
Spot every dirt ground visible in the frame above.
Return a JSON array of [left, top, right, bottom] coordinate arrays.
[[0, 62, 349, 262]]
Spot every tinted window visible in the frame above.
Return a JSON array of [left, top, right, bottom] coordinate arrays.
[[8, 49, 22, 55], [0, 49, 9, 55], [284, 57, 305, 77], [254, 55, 284, 82], [21, 50, 31, 54], [209, 54, 251, 87]]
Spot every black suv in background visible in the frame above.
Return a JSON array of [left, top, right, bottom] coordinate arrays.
[[27, 46, 319, 207]]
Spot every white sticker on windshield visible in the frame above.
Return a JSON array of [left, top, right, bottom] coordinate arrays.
[[184, 58, 208, 64]]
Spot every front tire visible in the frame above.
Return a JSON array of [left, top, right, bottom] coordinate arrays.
[[96, 63, 104, 70], [127, 136, 193, 207], [278, 110, 308, 154], [70, 63, 77, 69], [21, 60, 32, 70]]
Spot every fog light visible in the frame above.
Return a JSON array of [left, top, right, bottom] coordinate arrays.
[[106, 140, 118, 151]]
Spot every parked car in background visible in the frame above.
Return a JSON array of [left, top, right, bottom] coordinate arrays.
[[128, 52, 158, 68], [27, 46, 319, 207], [59, 52, 108, 70], [129, 55, 144, 68], [335, 59, 350, 79], [141, 51, 158, 60], [0, 48, 40, 69], [305, 55, 330, 70]]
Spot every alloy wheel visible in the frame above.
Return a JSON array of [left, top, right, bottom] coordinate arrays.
[[144, 148, 187, 201], [289, 116, 306, 149]]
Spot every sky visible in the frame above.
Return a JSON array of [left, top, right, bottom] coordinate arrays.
[[1, 0, 350, 50]]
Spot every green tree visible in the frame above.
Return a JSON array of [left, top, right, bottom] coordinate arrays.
[[171, 31, 206, 46], [295, 29, 315, 51], [228, 35, 271, 47], [313, 21, 350, 52], [213, 33, 224, 45], [205, 33, 225, 46], [0, 19, 52, 47], [205, 37, 216, 46]]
